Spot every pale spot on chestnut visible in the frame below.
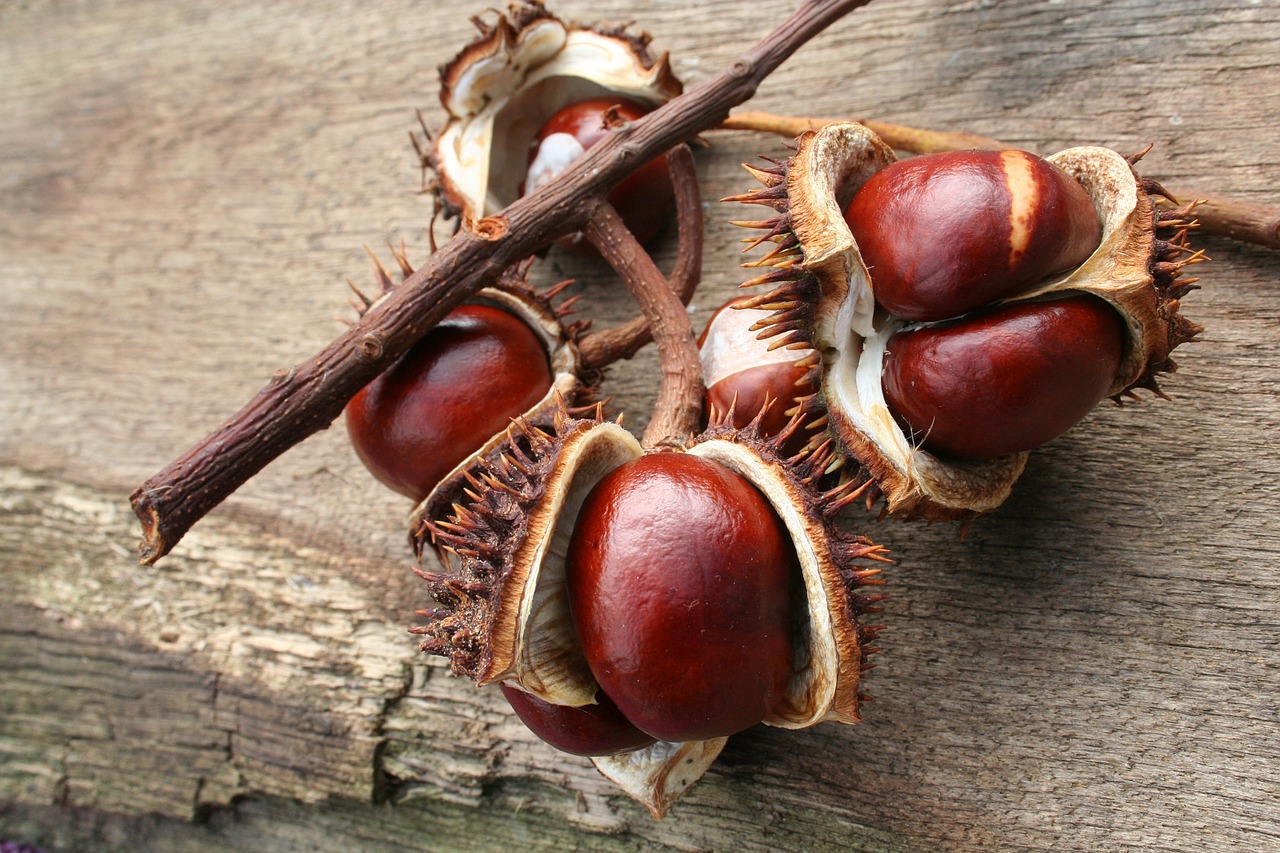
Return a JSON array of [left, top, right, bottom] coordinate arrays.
[[524, 97, 675, 251], [1001, 149, 1040, 267], [524, 132, 587, 196]]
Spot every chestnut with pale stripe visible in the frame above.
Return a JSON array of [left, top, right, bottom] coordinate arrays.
[[844, 148, 1102, 322], [727, 122, 1201, 519]]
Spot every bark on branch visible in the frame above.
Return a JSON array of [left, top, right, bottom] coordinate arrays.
[[584, 201, 705, 449], [130, 0, 876, 564], [577, 143, 704, 371]]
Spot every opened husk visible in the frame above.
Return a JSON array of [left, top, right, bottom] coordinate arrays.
[[730, 121, 1203, 520], [429, 1, 682, 229], [413, 405, 886, 815]]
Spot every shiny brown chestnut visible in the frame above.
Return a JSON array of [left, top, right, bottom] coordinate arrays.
[[566, 452, 795, 743], [844, 149, 1101, 322], [345, 303, 553, 500], [882, 293, 1125, 459], [525, 97, 676, 250], [731, 122, 1202, 518], [698, 296, 817, 444], [415, 409, 886, 814], [499, 682, 657, 757]]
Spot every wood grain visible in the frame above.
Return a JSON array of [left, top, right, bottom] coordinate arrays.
[[3, 0, 1278, 850]]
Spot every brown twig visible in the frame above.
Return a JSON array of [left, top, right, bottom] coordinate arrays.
[[719, 110, 1280, 251], [577, 143, 704, 370], [720, 110, 1004, 153], [130, 0, 876, 565], [584, 201, 704, 449], [1172, 192, 1280, 251]]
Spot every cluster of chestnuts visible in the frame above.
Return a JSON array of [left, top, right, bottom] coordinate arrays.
[[339, 1, 1201, 818]]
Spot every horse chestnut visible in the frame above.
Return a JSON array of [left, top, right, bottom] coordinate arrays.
[[566, 453, 795, 743], [525, 97, 675, 249], [699, 296, 816, 443], [844, 149, 1101, 322], [881, 293, 1125, 459], [345, 303, 553, 500], [732, 122, 1201, 518], [499, 683, 656, 757]]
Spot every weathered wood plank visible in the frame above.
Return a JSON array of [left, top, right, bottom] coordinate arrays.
[[3, 0, 1279, 850]]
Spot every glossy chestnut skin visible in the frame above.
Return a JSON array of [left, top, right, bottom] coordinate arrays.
[[566, 453, 795, 743], [698, 297, 816, 443], [345, 304, 552, 500], [881, 293, 1125, 460], [525, 97, 675, 249], [844, 149, 1102, 322], [499, 683, 656, 757]]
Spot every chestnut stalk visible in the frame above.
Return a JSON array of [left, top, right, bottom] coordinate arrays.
[[409, 156, 887, 807], [572, 200, 792, 745], [129, 0, 876, 564], [577, 144, 703, 371], [583, 202, 703, 448], [720, 109, 1280, 251]]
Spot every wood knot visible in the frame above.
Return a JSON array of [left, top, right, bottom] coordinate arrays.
[[469, 215, 509, 241], [359, 334, 384, 360], [729, 59, 754, 78]]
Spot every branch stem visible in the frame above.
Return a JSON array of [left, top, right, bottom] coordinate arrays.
[[577, 144, 704, 370], [584, 202, 704, 449], [131, 0, 875, 564]]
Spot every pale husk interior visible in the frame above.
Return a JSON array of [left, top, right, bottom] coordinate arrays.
[[489, 421, 642, 706], [592, 737, 728, 819], [437, 19, 676, 221], [687, 439, 860, 728]]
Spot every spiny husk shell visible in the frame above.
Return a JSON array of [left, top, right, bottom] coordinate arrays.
[[415, 409, 719, 816], [430, 1, 681, 228], [687, 417, 888, 729], [414, 406, 886, 814], [407, 276, 588, 556], [415, 409, 639, 706], [731, 121, 1203, 521]]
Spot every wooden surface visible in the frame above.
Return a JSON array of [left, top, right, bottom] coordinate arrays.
[[3, 0, 1278, 850]]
